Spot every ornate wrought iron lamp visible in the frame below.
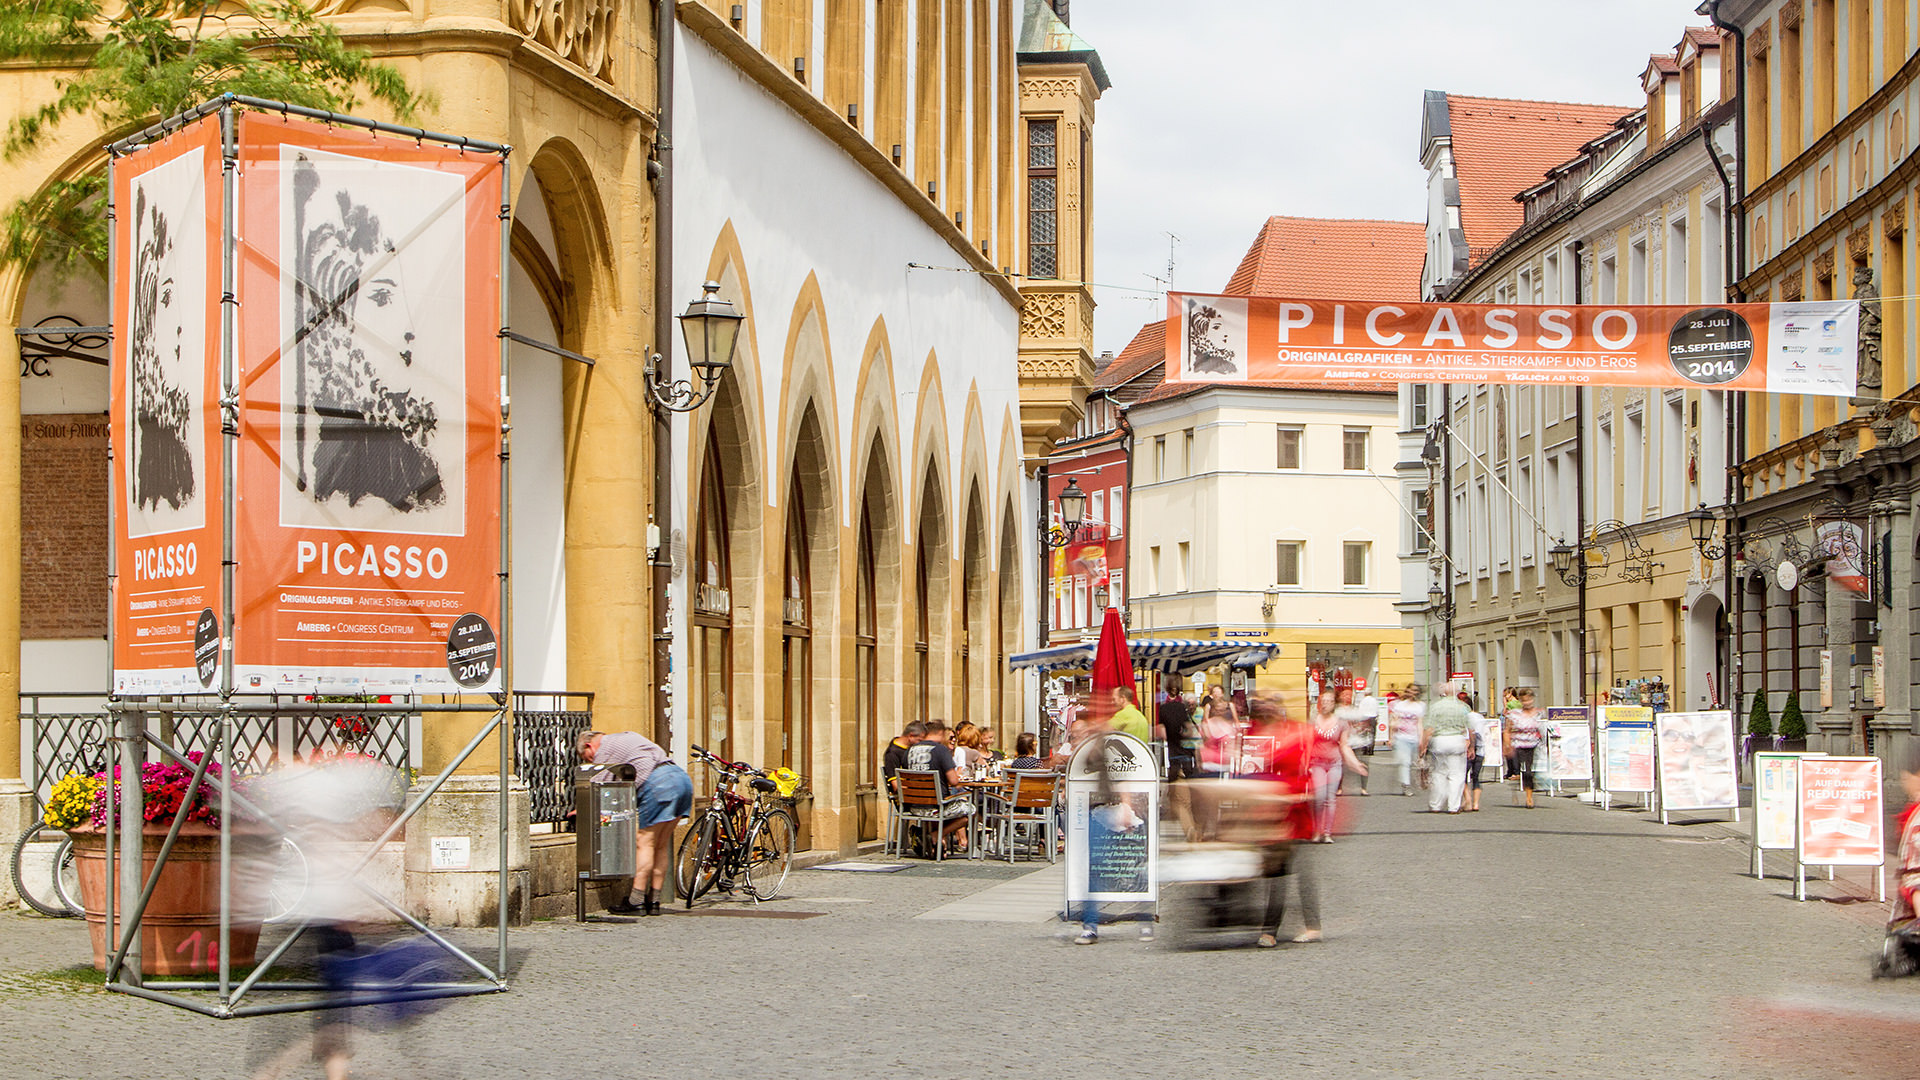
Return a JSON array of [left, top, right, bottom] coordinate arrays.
[[1042, 477, 1093, 549], [646, 281, 744, 412], [1687, 503, 1727, 561]]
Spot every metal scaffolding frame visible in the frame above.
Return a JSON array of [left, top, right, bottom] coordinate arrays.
[[96, 95, 514, 1017]]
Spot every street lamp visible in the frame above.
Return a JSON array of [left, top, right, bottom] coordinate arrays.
[[1687, 503, 1728, 561], [1426, 581, 1453, 620], [647, 281, 744, 412], [1549, 539, 1586, 587], [1043, 478, 1092, 549]]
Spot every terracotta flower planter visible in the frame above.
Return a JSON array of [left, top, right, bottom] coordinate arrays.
[[68, 822, 273, 976]]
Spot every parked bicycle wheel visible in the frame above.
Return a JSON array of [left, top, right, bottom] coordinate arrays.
[[262, 838, 309, 925], [675, 814, 721, 908], [743, 809, 796, 901], [10, 821, 80, 918]]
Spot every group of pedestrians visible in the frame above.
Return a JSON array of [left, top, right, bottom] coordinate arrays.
[[1385, 682, 1548, 814]]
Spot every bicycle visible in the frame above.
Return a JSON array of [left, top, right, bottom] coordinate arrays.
[[673, 745, 797, 906], [10, 820, 80, 917]]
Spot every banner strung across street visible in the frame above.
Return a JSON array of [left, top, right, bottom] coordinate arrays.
[[233, 113, 504, 694], [1655, 711, 1739, 812], [1165, 293, 1860, 396], [111, 119, 227, 694]]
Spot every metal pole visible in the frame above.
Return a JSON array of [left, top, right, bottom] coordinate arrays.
[[117, 704, 144, 985], [651, 0, 679, 758], [217, 99, 240, 1009], [495, 147, 514, 978], [106, 735, 216, 982]]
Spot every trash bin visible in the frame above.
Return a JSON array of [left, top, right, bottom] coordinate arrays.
[[576, 763, 637, 919]]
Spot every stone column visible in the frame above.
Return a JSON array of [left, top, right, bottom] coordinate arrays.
[[1822, 573, 1854, 754], [0, 284, 27, 907], [1883, 501, 1915, 768]]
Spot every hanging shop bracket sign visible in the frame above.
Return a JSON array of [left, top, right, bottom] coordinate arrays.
[[1165, 292, 1860, 396]]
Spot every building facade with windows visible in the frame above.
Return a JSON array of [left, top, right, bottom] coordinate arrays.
[[1709, 0, 1920, 768], [1406, 59, 1739, 713], [1120, 217, 1422, 709], [0, 0, 1110, 911]]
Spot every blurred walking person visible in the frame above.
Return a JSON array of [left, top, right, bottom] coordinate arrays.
[[1308, 689, 1367, 842], [1505, 687, 1546, 808], [1389, 685, 1424, 796], [1336, 685, 1374, 795], [1421, 684, 1471, 814]]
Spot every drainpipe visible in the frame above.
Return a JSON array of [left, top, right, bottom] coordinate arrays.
[[1035, 460, 1051, 747], [1573, 239, 1589, 705], [1703, 0, 1748, 719], [1439, 387, 1454, 674], [651, 0, 676, 749]]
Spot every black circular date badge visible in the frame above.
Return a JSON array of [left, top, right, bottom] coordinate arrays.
[[446, 613, 498, 689], [1667, 307, 1754, 385], [193, 608, 219, 688]]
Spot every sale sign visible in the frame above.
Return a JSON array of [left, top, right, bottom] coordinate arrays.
[[231, 113, 504, 694], [110, 118, 227, 694], [1166, 292, 1858, 396], [1797, 756, 1884, 866]]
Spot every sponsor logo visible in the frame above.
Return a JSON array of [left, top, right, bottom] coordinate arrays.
[[1822, 319, 1840, 337], [1781, 320, 1808, 337], [1817, 345, 1844, 354], [1781, 345, 1808, 354]]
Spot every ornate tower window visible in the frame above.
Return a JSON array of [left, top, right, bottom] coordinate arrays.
[[1027, 119, 1058, 278]]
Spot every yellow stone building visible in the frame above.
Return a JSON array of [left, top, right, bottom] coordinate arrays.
[[0, 0, 1108, 912]]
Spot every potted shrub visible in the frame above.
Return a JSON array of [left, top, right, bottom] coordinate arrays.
[[1777, 691, 1809, 753], [58, 754, 270, 975]]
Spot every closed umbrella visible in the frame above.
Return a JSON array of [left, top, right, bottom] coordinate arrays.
[[1088, 603, 1131, 726]]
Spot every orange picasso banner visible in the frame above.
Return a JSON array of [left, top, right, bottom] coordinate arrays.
[[231, 113, 503, 694], [1797, 756, 1884, 866], [1165, 292, 1860, 397], [111, 118, 226, 694]]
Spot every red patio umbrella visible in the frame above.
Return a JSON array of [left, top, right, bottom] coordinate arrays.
[[1087, 603, 1131, 726]]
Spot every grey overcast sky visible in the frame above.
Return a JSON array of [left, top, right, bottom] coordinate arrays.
[[1072, 0, 1710, 357]]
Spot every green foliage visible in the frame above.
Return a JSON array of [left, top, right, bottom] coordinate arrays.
[[0, 0, 428, 274], [1778, 691, 1808, 740], [1746, 689, 1773, 738]]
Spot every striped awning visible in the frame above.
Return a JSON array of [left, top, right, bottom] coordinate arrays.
[[1008, 639, 1276, 676]]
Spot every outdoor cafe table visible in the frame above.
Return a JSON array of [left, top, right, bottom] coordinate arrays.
[[958, 778, 1010, 858]]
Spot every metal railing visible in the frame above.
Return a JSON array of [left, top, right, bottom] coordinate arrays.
[[22, 694, 418, 803], [511, 691, 595, 826]]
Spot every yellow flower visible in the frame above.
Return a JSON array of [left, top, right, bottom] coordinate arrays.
[[42, 771, 100, 831]]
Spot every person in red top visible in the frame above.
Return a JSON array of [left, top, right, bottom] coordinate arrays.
[[1877, 748, 1920, 977], [1248, 692, 1322, 948]]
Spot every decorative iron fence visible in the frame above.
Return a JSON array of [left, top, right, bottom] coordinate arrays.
[[512, 691, 595, 826], [22, 695, 416, 805]]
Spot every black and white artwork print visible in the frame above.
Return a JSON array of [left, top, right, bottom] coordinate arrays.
[[1184, 296, 1247, 380], [126, 146, 208, 539], [280, 146, 466, 536]]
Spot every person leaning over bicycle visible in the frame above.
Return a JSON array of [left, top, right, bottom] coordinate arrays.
[[578, 730, 693, 916]]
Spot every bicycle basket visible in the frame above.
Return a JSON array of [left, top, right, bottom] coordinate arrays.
[[769, 767, 803, 798]]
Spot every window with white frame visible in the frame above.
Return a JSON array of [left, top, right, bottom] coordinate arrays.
[[1411, 384, 1430, 428], [1275, 541, 1302, 586], [1411, 488, 1432, 555], [1147, 545, 1161, 594], [1342, 428, 1368, 471], [1177, 542, 1191, 592], [1494, 470, 1511, 568], [1518, 461, 1535, 566], [1108, 487, 1123, 537], [1089, 489, 1105, 531], [1277, 426, 1302, 469], [1342, 541, 1370, 587]]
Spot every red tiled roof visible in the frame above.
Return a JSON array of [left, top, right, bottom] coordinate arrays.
[[1220, 216, 1425, 300], [1646, 53, 1679, 77], [1445, 94, 1634, 266], [1095, 319, 1167, 390], [1682, 26, 1722, 49]]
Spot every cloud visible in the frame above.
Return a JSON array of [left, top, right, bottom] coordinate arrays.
[[1074, 0, 1702, 356]]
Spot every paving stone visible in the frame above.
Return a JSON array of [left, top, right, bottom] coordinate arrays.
[[0, 788, 1911, 1079]]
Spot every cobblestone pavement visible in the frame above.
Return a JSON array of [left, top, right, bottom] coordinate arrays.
[[4, 787, 1917, 1080]]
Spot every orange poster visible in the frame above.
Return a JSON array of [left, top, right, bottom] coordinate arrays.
[[1797, 756, 1884, 866], [230, 114, 504, 694], [111, 118, 226, 694], [1165, 292, 1859, 396]]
